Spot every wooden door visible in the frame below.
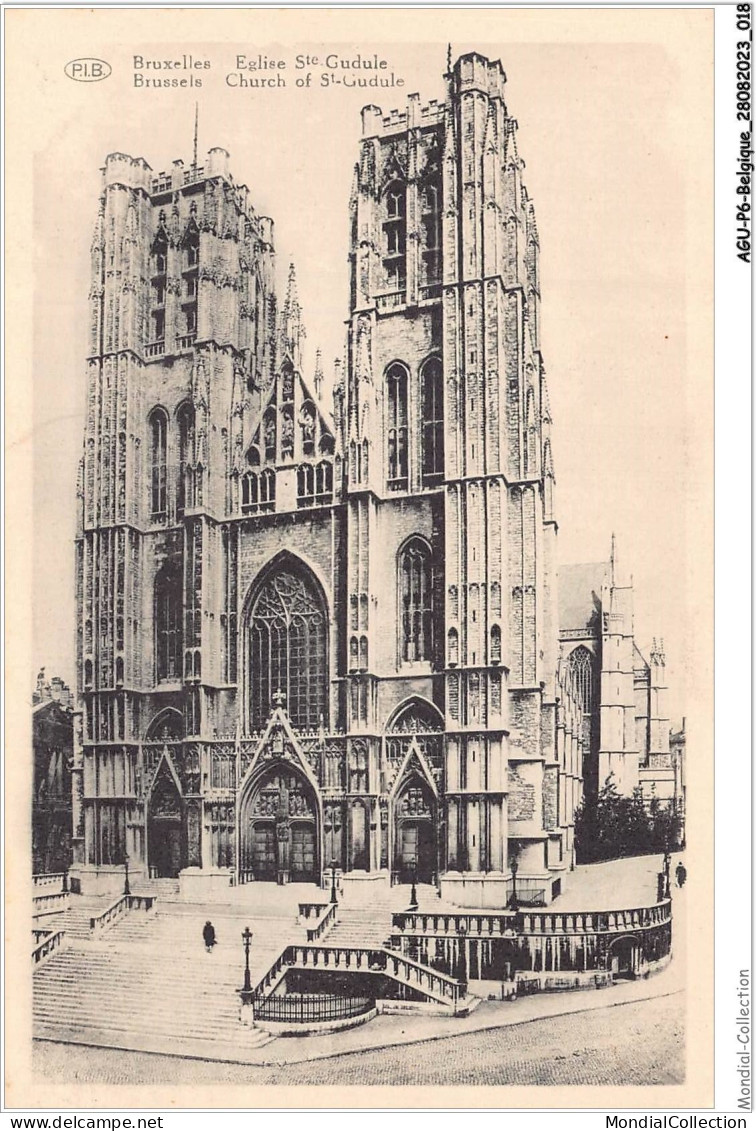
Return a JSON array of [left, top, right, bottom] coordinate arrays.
[[290, 824, 316, 882], [398, 823, 419, 882], [251, 822, 276, 881]]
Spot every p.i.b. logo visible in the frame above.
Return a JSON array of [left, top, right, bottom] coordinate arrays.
[[64, 58, 112, 82]]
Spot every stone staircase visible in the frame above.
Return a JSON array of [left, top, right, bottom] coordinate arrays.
[[33, 898, 307, 1056]]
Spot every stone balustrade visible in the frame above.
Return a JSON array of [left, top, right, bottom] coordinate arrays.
[[90, 893, 155, 934], [393, 899, 672, 941], [32, 929, 66, 966], [33, 891, 70, 917], [306, 903, 338, 942], [32, 873, 67, 892]]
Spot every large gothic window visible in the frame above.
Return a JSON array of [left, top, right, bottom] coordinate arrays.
[[421, 357, 444, 482], [567, 645, 594, 713], [248, 564, 328, 731], [399, 538, 433, 663], [149, 409, 168, 519], [386, 363, 408, 489], [155, 564, 183, 683]]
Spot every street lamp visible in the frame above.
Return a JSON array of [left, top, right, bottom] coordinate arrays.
[[509, 857, 519, 912], [662, 836, 672, 900], [330, 860, 339, 906], [123, 852, 131, 897], [241, 926, 253, 996], [409, 859, 419, 910], [457, 922, 468, 992]]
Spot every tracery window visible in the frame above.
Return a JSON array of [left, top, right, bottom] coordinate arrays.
[[242, 466, 275, 514], [567, 646, 594, 713], [149, 409, 168, 519], [386, 363, 408, 488], [421, 357, 444, 482], [399, 538, 433, 663], [155, 564, 183, 683], [248, 565, 328, 730], [298, 462, 333, 508]]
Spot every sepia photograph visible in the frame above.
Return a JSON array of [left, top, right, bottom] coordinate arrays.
[[4, 4, 717, 1111]]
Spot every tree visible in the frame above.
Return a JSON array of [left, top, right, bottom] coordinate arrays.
[[574, 774, 671, 862]]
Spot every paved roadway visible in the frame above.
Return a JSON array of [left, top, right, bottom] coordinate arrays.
[[33, 991, 684, 1087]]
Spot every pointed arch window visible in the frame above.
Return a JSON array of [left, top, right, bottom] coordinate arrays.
[[383, 182, 406, 292], [248, 564, 328, 730], [386, 363, 408, 489], [176, 403, 194, 517], [421, 357, 444, 482], [567, 646, 594, 713], [420, 180, 442, 285], [399, 538, 433, 663], [149, 409, 168, 519], [155, 563, 183, 683]]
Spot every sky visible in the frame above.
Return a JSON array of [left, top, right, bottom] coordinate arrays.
[[27, 14, 713, 726]]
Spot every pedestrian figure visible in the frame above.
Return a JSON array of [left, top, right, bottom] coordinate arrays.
[[675, 861, 687, 888], [203, 920, 216, 952]]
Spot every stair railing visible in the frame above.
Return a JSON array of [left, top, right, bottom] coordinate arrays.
[[89, 893, 155, 934]]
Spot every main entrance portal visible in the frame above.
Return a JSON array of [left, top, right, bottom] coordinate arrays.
[[394, 777, 437, 884], [240, 765, 319, 884], [147, 771, 185, 878]]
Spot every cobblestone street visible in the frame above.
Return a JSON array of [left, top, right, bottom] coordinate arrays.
[[33, 991, 684, 1087]]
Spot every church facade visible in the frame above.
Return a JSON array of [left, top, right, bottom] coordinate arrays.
[[72, 52, 586, 907]]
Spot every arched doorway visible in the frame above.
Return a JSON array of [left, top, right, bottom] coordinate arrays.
[[147, 769, 184, 878], [393, 776, 437, 884], [607, 934, 643, 980], [240, 764, 319, 884]]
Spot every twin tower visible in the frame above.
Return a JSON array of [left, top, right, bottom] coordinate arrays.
[[73, 53, 588, 906]]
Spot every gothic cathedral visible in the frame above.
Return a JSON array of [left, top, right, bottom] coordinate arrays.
[[74, 52, 587, 907]]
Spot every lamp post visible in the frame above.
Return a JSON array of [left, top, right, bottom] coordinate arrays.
[[123, 852, 131, 897], [509, 857, 519, 912], [241, 926, 253, 996], [662, 836, 672, 900], [330, 860, 339, 906], [409, 859, 419, 910], [457, 922, 468, 993]]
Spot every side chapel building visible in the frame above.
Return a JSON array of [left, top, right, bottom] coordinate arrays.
[[73, 53, 593, 906]]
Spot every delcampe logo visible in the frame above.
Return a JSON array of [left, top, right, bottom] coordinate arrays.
[[64, 58, 112, 82]]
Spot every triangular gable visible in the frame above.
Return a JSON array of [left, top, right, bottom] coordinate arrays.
[[389, 736, 439, 800], [239, 706, 321, 799], [246, 367, 335, 462], [146, 748, 184, 800]]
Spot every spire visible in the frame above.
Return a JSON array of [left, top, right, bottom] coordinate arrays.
[[280, 262, 306, 368], [610, 532, 618, 586], [192, 102, 199, 168], [447, 44, 452, 73], [313, 349, 324, 399]]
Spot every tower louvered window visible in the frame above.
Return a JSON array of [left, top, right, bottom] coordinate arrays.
[[420, 181, 442, 285], [249, 566, 328, 730], [383, 183, 406, 292], [176, 403, 194, 517], [421, 357, 444, 482], [399, 539, 433, 663], [149, 409, 168, 519], [387, 363, 408, 489], [155, 564, 183, 683]]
